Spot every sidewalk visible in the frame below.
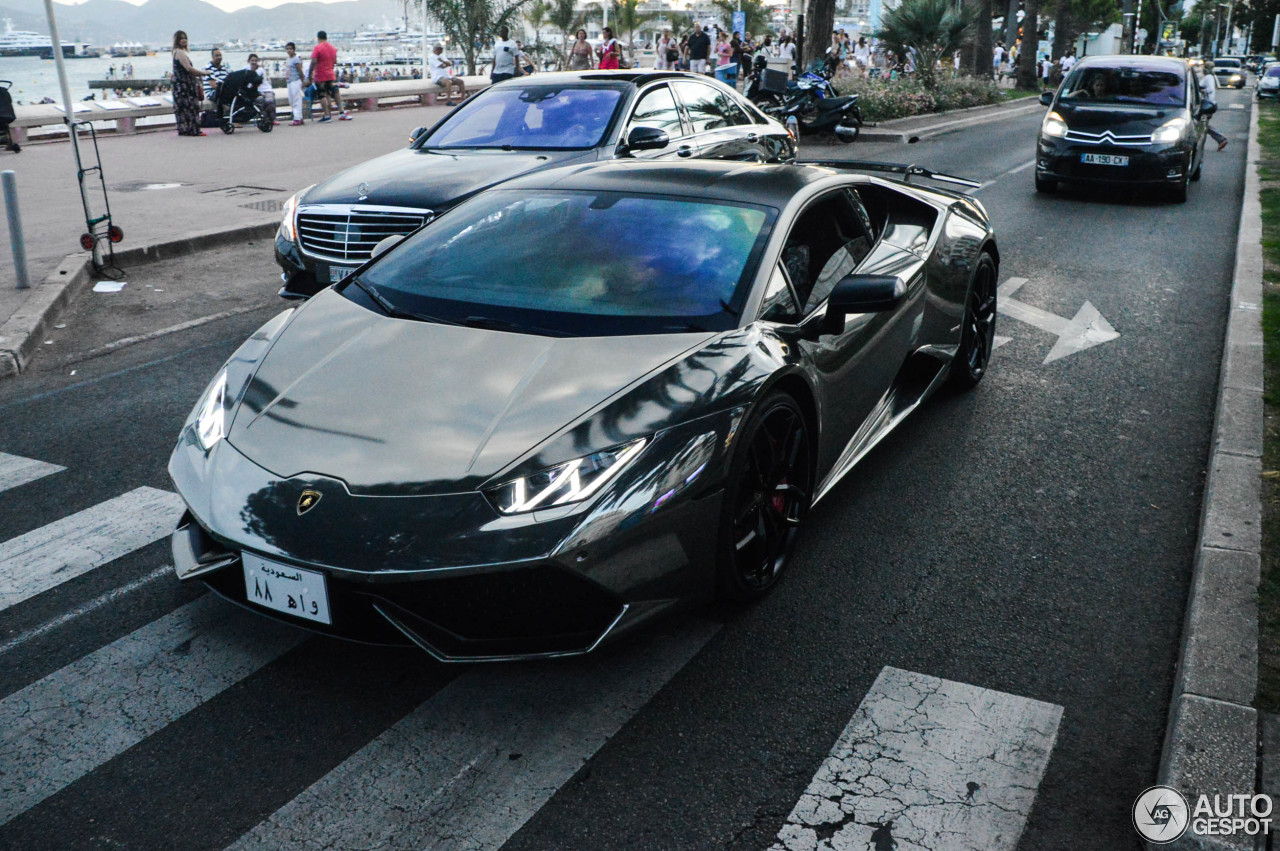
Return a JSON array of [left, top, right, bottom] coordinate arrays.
[[854, 95, 1043, 143], [0, 105, 453, 374]]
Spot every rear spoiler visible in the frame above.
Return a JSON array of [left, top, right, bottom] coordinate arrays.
[[798, 160, 982, 190]]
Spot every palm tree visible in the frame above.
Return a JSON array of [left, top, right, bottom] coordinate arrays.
[[611, 0, 658, 63], [547, 0, 586, 68], [1015, 0, 1040, 89], [876, 0, 979, 89]]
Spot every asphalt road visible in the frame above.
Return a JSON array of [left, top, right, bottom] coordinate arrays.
[[0, 85, 1253, 851]]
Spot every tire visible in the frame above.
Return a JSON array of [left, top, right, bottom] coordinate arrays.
[[8, 142, 18, 153], [1034, 173, 1056, 193], [716, 392, 812, 602], [948, 252, 997, 391], [257, 117, 273, 132], [221, 121, 235, 135]]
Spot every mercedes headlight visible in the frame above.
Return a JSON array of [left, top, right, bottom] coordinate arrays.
[[194, 371, 228, 452], [487, 438, 648, 514], [1152, 117, 1189, 143], [277, 185, 313, 243], [1041, 111, 1068, 139]]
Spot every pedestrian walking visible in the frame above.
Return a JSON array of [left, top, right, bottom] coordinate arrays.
[[1200, 62, 1229, 151], [428, 44, 466, 105], [171, 30, 211, 136], [568, 29, 595, 71], [203, 47, 228, 102], [654, 29, 676, 70], [307, 30, 351, 122], [491, 26, 523, 83], [284, 41, 306, 124], [686, 25, 711, 75], [598, 27, 622, 70]]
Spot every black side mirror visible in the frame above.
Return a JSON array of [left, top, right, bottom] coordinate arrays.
[[1038, 91, 1054, 106], [829, 275, 906, 315], [1199, 102, 1218, 117], [623, 126, 670, 153], [371, 235, 405, 259], [409, 126, 428, 145]]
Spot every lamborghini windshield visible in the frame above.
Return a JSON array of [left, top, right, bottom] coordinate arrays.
[[354, 189, 776, 336], [419, 84, 626, 150]]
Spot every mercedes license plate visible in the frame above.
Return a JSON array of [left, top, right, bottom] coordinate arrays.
[[1081, 153, 1129, 166], [328, 265, 356, 283], [242, 552, 332, 625]]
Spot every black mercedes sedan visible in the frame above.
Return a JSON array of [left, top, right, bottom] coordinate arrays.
[[1035, 55, 1212, 202], [274, 71, 796, 298], [173, 159, 997, 662]]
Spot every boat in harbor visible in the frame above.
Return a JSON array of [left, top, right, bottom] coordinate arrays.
[[0, 18, 92, 58]]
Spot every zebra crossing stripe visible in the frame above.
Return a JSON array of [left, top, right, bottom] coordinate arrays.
[[770, 666, 1063, 851], [0, 486, 185, 614], [227, 620, 720, 851], [0, 594, 306, 826], [0, 452, 64, 494]]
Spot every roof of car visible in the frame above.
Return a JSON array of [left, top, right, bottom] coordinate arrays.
[[496, 160, 857, 206], [487, 69, 729, 87], [1074, 55, 1188, 73]]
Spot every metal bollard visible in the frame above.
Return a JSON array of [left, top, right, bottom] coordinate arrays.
[[1, 171, 29, 290]]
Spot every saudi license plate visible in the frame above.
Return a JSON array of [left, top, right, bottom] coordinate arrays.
[[1081, 153, 1129, 166], [328, 265, 356, 283], [242, 552, 331, 625]]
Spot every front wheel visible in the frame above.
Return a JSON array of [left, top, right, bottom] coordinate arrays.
[[716, 393, 812, 602], [257, 116, 273, 132], [948, 252, 997, 391], [221, 121, 235, 135]]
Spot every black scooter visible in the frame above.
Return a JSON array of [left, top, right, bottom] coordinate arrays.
[[779, 79, 862, 143], [744, 55, 787, 109]]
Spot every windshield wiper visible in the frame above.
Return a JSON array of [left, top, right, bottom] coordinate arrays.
[[347, 277, 461, 326], [463, 315, 568, 337]]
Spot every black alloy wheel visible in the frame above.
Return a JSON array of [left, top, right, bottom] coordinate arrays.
[[948, 252, 997, 391], [717, 393, 812, 601]]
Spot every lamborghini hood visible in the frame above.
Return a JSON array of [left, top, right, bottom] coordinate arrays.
[[226, 289, 711, 495]]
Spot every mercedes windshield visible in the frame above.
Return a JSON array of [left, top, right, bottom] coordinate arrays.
[[416, 84, 627, 151]]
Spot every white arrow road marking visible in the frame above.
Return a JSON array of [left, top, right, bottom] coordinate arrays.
[[0, 452, 64, 494], [997, 277, 1119, 364], [771, 666, 1063, 851]]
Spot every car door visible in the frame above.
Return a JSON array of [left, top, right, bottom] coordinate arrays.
[[774, 187, 927, 481], [617, 84, 698, 160], [1188, 69, 1207, 170], [671, 80, 764, 162]]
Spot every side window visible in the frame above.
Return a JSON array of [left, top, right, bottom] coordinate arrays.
[[627, 86, 684, 140], [782, 190, 876, 315], [672, 81, 731, 133], [714, 90, 752, 126], [759, 264, 800, 323]]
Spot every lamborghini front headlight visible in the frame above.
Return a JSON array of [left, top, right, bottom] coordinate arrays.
[[486, 439, 648, 514]]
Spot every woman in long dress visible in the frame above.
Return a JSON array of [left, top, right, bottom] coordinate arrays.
[[171, 30, 210, 137]]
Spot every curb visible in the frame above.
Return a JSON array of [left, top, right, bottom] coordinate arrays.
[[1150, 99, 1263, 851], [854, 97, 1043, 143], [0, 219, 278, 380]]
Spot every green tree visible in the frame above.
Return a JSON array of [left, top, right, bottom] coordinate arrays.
[[803, 0, 836, 69], [420, 0, 539, 74], [546, 0, 587, 68], [1178, 8, 1200, 47], [876, 0, 979, 88], [1050, 0, 1121, 60], [711, 0, 773, 38], [611, 0, 659, 60]]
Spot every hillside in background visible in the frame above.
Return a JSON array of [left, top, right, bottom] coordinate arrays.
[[0, 0, 407, 45]]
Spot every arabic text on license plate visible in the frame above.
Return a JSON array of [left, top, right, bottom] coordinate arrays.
[[1081, 153, 1129, 166], [329, 265, 356, 283], [242, 552, 332, 625]]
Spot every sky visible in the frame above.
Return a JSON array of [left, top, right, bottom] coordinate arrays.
[[49, 0, 359, 11]]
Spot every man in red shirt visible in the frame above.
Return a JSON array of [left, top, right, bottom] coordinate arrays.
[[306, 30, 351, 122]]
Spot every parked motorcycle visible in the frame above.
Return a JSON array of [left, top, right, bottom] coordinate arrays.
[[778, 79, 862, 143], [744, 54, 787, 109]]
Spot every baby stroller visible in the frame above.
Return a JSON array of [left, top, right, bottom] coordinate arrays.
[[215, 69, 272, 134], [0, 82, 19, 153]]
